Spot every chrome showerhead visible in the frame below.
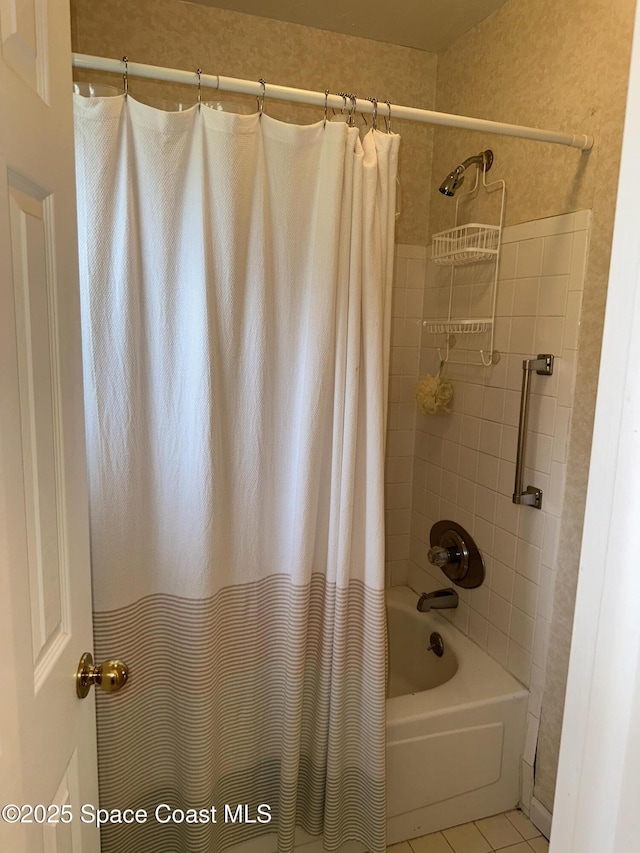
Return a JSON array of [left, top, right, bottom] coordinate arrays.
[[438, 149, 494, 197], [439, 168, 465, 196]]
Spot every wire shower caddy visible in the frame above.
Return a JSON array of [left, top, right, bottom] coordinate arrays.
[[424, 165, 506, 367]]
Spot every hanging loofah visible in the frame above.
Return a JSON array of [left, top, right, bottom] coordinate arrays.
[[415, 373, 454, 415]]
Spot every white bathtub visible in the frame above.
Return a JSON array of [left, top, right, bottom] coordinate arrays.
[[237, 585, 529, 853], [386, 585, 529, 844]]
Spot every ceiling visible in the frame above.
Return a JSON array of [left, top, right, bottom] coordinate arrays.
[[187, 0, 511, 53]]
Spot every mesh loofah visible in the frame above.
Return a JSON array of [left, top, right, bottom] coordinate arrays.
[[415, 374, 454, 415]]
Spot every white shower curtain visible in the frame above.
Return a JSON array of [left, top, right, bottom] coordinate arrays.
[[74, 94, 399, 853]]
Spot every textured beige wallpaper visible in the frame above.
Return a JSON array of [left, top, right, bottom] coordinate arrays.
[[430, 0, 636, 811], [70, 0, 437, 245]]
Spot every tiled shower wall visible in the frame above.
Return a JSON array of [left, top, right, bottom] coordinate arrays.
[[384, 244, 427, 585], [402, 210, 589, 709]]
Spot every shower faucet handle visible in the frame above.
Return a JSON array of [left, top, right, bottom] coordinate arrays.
[[428, 544, 460, 567]]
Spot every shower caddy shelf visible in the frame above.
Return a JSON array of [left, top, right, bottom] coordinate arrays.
[[423, 167, 506, 367], [431, 223, 501, 266]]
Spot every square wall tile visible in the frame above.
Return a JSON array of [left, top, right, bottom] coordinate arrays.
[[406, 258, 427, 288], [513, 573, 538, 617], [482, 387, 506, 423], [510, 607, 535, 652], [491, 561, 515, 602], [513, 277, 540, 315], [496, 279, 515, 316], [534, 316, 564, 354], [475, 486, 497, 522], [488, 626, 509, 667], [515, 539, 541, 583], [479, 420, 502, 457], [529, 394, 556, 436], [498, 242, 518, 279], [518, 506, 545, 547], [392, 287, 406, 318], [542, 232, 573, 276], [494, 527, 517, 568], [515, 238, 543, 278], [468, 609, 489, 650], [388, 561, 409, 587], [538, 275, 568, 316], [405, 288, 424, 319], [509, 317, 536, 354], [507, 640, 532, 686], [489, 591, 511, 634], [569, 229, 589, 290], [477, 453, 499, 489], [495, 494, 519, 534]]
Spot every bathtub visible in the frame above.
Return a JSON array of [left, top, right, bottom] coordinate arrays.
[[236, 585, 529, 853], [386, 585, 529, 844]]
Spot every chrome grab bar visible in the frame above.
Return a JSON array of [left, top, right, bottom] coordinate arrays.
[[512, 354, 554, 509]]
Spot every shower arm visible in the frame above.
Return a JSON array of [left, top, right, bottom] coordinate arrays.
[[457, 151, 492, 176], [439, 150, 494, 196]]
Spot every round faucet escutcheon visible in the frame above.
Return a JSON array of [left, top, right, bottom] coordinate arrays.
[[428, 520, 485, 589]]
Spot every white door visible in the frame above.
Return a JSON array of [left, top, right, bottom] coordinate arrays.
[[0, 0, 100, 851]]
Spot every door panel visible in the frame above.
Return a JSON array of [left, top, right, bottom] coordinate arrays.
[[8, 178, 69, 677], [1, 0, 47, 96], [43, 751, 84, 853]]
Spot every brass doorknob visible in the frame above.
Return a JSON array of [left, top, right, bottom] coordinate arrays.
[[76, 652, 129, 699]]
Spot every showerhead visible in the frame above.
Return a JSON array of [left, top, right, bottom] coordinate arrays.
[[439, 169, 465, 197], [439, 149, 494, 197]]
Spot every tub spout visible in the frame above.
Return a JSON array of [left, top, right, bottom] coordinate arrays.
[[417, 588, 459, 612]]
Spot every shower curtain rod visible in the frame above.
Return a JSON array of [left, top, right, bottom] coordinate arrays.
[[72, 53, 594, 151]]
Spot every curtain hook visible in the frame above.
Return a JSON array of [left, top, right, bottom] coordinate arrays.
[[385, 100, 392, 133], [257, 78, 266, 118], [196, 68, 202, 110], [365, 96, 378, 130], [335, 92, 347, 116], [323, 89, 329, 128], [122, 56, 129, 97], [348, 93, 357, 127]]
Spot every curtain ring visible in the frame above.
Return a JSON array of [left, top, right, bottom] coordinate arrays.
[[366, 96, 378, 130], [122, 56, 129, 97], [323, 89, 329, 128], [257, 78, 266, 118], [385, 100, 392, 133], [196, 68, 202, 109], [335, 92, 347, 116], [348, 93, 357, 127]]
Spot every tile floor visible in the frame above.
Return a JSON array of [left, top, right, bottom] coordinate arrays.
[[389, 810, 548, 853]]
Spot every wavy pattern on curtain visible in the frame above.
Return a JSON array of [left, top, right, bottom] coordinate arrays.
[[74, 94, 399, 853]]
